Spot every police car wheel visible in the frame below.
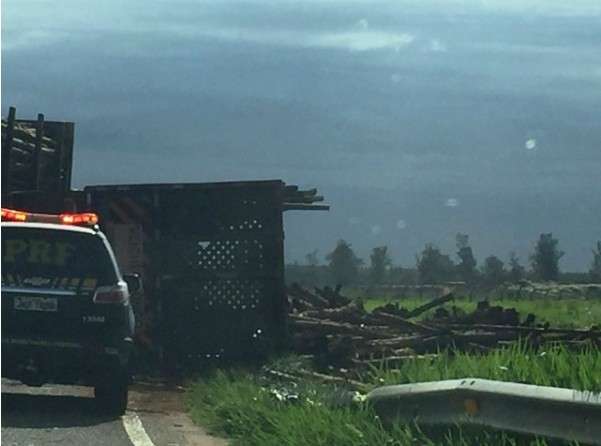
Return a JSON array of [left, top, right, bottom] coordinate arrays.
[[94, 368, 129, 416]]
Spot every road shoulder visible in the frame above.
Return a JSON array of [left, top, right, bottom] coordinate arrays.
[[128, 381, 228, 446]]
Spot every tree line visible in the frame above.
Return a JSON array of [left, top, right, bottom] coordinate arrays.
[[286, 234, 601, 288]]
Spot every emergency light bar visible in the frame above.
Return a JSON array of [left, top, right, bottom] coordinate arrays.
[[1, 208, 99, 226]]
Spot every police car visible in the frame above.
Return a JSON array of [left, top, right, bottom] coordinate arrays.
[[1, 208, 137, 415]]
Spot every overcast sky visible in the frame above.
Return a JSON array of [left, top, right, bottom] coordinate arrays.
[[2, 0, 600, 270]]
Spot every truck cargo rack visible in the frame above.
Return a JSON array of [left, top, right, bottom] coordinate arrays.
[[84, 180, 328, 369], [1, 106, 74, 197]]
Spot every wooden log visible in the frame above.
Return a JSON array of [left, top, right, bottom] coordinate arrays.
[[282, 203, 330, 211], [366, 331, 519, 350], [284, 194, 325, 204], [371, 302, 411, 318], [367, 335, 430, 349], [10, 138, 36, 152], [314, 285, 351, 308], [265, 368, 299, 382], [265, 368, 368, 392], [288, 283, 329, 308], [299, 188, 318, 196], [295, 369, 369, 392], [352, 354, 439, 368], [407, 291, 454, 318], [289, 315, 399, 340], [288, 295, 316, 312], [369, 311, 441, 335], [18, 127, 57, 147], [326, 334, 363, 361], [300, 302, 365, 324]]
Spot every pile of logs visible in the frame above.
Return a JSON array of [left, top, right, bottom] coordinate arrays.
[[287, 284, 600, 366]]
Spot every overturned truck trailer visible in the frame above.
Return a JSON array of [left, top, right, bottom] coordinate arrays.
[[1, 107, 329, 369], [83, 181, 328, 368]]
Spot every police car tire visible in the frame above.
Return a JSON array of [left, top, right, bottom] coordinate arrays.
[[94, 369, 129, 416]]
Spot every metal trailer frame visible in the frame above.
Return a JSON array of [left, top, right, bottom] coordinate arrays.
[[1, 106, 74, 197], [83, 181, 327, 369], [367, 378, 601, 445]]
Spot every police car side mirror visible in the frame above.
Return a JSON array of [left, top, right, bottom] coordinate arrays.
[[123, 273, 142, 294]]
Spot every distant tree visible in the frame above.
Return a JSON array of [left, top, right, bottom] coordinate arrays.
[[590, 241, 601, 282], [508, 252, 526, 283], [456, 233, 477, 284], [305, 250, 320, 267], [481, 255, 506, 289], [416, 244, 455, 284], [530, 233, 564, 282], [369, 246, 392, 285], [326, 240, 363, 286]]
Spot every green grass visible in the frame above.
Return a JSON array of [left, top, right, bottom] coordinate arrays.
[[362, 296, 601, 328], [187, 344, 600, 446], [362, 342, 601, 392]]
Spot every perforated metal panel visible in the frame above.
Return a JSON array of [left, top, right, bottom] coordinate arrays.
[[196, 240, 265, 271], [85, 181, 287, 366]]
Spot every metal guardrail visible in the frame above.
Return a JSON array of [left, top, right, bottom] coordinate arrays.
[[367, 378, 601, 445]]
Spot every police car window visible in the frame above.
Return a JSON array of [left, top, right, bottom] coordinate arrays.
[[1, 228, 118, 290]]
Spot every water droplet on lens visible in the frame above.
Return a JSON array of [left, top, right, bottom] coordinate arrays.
[[525, 138, 537, 150]]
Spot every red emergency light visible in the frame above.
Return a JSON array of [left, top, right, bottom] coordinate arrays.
[[59, 213, 99, 226], [1, 208, 99, 226], [1, 208, 28, 222]]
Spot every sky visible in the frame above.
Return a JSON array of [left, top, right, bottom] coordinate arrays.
[[2, 0, 601, 271]]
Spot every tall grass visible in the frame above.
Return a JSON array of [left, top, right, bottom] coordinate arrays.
[[187, 344, 600, 446], [362, 342, 601, 392]]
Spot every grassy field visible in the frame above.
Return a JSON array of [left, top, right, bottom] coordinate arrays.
[[187, 343, 600, 446], [362, 296, 601, 328]]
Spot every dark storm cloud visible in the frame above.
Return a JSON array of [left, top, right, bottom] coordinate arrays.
[[2, 0, 600, 269]]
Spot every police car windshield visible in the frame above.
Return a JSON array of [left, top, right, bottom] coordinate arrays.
[[1, 227, 118, 291]]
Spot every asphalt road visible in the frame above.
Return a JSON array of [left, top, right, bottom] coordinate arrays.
[[1, 380, 227, 446]]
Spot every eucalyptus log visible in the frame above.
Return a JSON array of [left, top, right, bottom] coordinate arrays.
[[288, 283, 329, 308], [407, 291, 454, 318], [290, 315, 398, 339], [314, 285, 351, 308], [301, 302, 365, 324], [369, 311, 441, 334]]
